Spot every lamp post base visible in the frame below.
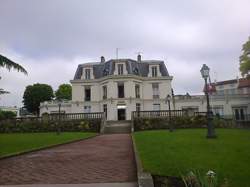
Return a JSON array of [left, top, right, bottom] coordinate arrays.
[[206, 134, 217, 139]]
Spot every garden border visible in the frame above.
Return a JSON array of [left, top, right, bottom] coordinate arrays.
[[132, 135, 154, 187], [0, 133, 99, 160]]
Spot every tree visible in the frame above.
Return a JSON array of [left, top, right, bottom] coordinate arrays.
[[0, 54, 28, 95], [239, 37, 250, 78], [0, 89, 9, 95], [0, 110, 16, 120], [55, 84, 72, 100], [0, 54, 27, 75], [23, 83, 54, 115]]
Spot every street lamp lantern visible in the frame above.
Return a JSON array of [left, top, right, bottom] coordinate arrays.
[[166, 94, 173, 132], [200, 64, 210, 79], [200, 64, 216, 138]]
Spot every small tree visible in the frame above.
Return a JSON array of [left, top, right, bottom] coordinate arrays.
[[55, 84, 72, 100], [23, 83, 54, 115], [239, 37, 250, 78], [0, 110, 16, 120]]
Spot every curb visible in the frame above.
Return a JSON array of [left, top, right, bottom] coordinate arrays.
[[0, 133, 99, 160], [132, 135, 154, 187]]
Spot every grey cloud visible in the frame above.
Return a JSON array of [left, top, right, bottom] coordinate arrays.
[[0, 0, 249, 106]]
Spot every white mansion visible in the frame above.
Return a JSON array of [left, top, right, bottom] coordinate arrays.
[[40, 55, 250, 121], [40, 55, 173, 120]]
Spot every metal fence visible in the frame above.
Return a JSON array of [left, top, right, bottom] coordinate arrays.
[[132, 110, 250, 122], [132, 110, 185, 119], [1, 112, 104, 123], [48, 112, 104, 121]]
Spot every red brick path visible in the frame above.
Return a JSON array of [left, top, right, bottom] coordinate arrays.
[[0, 134, 137, 185]]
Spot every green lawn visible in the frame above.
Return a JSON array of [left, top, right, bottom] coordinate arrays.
[[0, 132, 96, 158], [133, 129, 250, 187]]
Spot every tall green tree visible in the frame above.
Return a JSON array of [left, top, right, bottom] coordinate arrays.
[[239, 37, 250, 78], [55, 84, 72, 100], [23, 83, 54, 115]]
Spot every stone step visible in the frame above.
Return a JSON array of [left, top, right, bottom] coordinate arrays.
[[106, 120, 132, 126], [104, 123, 132, 134]]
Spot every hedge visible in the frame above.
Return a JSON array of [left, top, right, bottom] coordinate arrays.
[[133, 115, 237, 131], [0, 119, 102, 133]]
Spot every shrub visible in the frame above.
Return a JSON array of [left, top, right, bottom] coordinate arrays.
[[0, 110, 16, 120], [133, 115, 235, 131], [0, 119, 101, 133]]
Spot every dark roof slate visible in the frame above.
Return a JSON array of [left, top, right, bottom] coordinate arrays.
[[73, 59, 170, 80]]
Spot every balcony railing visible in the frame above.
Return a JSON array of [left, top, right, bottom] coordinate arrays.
[[132, 110, 185, 119], [48, 112, 104, 121]]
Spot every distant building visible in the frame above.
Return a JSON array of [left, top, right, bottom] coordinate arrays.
[[40, 55, 173, 120], [175, 78, 250, 120], [40, 55, 250, 121]]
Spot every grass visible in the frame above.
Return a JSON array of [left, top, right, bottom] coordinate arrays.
[[133, 129, 250, 187], [0, 132, 96, 158]]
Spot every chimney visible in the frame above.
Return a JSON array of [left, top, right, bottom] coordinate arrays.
[[137, 54, 141, 62], [101, 56, 105, 63]]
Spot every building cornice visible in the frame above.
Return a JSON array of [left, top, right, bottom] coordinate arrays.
[[70, 74, 173, 84]]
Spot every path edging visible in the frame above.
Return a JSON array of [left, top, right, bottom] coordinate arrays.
[[0, 133, 99, 160], [132, 135, 154, 187]]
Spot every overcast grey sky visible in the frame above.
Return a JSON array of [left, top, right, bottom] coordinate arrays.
[[0, 0, 250, 107]]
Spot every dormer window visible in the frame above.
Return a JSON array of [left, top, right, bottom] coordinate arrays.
[[103, 68, 109, 76], [133, 67, 139, 75], [118, 64, 124, 75], [152, 66, 157, 77], [85, 69, 91, 79]]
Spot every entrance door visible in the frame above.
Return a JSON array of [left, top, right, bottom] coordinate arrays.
[[118, 109, 126, 120]]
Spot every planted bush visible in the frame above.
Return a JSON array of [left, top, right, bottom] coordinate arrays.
[[133, 115, 235, 131], [0, 119, 101, 133]]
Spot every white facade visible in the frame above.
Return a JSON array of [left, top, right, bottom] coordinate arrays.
[[40, 57, 250, 121], [40, 56, 173, 120], [174, 78, 250, 119], [174, 94, 250, 118]]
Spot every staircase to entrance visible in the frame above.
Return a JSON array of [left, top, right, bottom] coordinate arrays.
[[103, 120, 132, 134]]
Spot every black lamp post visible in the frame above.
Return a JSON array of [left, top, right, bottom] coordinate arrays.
[[166, 94, 173, 132], [57, 99, 62, 135], [200, 64, 216, 138]]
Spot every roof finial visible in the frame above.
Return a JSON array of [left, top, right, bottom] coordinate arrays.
[[135, 52, 142, 62], [116, 48, 120, 59]]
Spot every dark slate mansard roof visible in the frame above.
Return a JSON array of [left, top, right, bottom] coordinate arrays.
[[73, 59, 170, 80]]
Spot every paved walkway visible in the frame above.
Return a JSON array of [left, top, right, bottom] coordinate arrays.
[[0, 134, 137, 185]]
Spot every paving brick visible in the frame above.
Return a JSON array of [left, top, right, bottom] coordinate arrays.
[[0, 134, 137, 185]]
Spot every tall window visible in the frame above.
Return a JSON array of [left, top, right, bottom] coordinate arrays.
[[85, 69, 91, 79], [152, 83, 159, 99], [85, 87, 91, 101], [84, 106, 91, 113], [118, 83, 125, 98], [136, 103, 141, 111], [136, 103, 141, 117], [233, 107, 247, 121], [103, 85, 107, 100], [118, 64, 124, 75], [152, 66, 157, 77], [103, 104, 107, 119], [212, 106, 224, 117], [135, 84, 140, 98]]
